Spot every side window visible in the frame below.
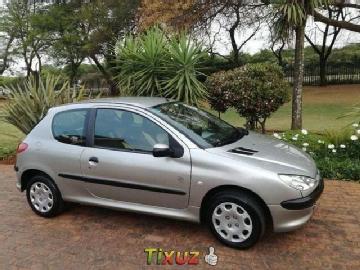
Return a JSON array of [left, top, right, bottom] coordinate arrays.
[[94, 109, 169, 152], [52, 109, 88, 146]]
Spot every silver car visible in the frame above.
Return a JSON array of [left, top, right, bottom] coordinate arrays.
[[15, 97, 323, 249]]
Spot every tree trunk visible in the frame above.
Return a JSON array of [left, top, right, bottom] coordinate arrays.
[[90, 55, 119, 96], [246, 118, 256, 130], [69, 61, 82, 87], [278, 55, 284, 69], [259, 119, 266, 134], [291, 25, 305, 130], [319, 56, 327, 86]]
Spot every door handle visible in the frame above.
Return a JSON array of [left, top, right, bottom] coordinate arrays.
[[88, 157, 99, 166]]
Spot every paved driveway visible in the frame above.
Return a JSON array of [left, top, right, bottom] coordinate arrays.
[[0, 165, 359, 270]]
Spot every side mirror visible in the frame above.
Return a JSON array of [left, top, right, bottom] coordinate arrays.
[[153, 144, 172, 157]]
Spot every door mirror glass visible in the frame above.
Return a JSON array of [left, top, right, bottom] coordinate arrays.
[[153, 144, 172, 157]]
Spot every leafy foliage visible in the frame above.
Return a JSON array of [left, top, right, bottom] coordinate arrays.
[[275, 126, 360, 180], [1, 0, 139, 93], [115, 27, 207, 105], [116, 28, 167, 96], [273, 0, 332, 27], [316, 158, 360, 180], [206, 70, 235, 115], [163, 34, 207, 104], [3, 75, 84, 134], [207, 63, 290, 133]]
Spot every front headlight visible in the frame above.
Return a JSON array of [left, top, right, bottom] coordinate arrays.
[[278, 174, 317, 191]]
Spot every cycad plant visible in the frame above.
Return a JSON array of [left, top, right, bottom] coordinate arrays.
[[3, 75, 84, 134], [164, 34, 207, 105], [115, 27, 167, 97], [115, 27, 207, 105]]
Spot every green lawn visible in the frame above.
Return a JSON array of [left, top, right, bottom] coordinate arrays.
[[211, 84, 360, 131], [0, 84, 359, 159], [0, 100, 23, 159]]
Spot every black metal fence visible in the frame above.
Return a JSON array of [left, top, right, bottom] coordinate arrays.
[[285, 65, 360, 85]]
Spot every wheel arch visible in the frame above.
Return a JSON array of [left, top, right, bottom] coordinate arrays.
[[200, 185, 273, 230], [21, 169, 54, 192]]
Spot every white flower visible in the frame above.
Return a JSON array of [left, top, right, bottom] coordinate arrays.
[[292, 136, 298, 141], [357, 129, 360, 135], [301, 129, 308, 135], [352, 123, 359, 128], [350, 135, 359, 141], [340, 144, 346, 149], [328, 144, 335, 149], [295, 134, 299, 137], [303, 143, 309, 147], [273, 133, 281, 139], [318, 140, 324, 144], [332, 149, 337, 153], [302, 147, 307, 152]]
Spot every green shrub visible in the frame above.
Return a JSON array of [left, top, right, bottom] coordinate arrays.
[[206, 63, 290, 133], [2, 75, 84, 134], [206, 70, 234, 116], [316, 158, 360, 180], [115, 27, 207, 105]]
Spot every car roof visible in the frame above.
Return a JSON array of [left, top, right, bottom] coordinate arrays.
[[84, 97, 171, 108]]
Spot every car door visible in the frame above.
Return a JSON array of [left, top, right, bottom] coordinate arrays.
[[80, 107, 192, 209]]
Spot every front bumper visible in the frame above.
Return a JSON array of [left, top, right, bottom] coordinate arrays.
[[270, 178, 324, 232], [281, 178, 324, 210]]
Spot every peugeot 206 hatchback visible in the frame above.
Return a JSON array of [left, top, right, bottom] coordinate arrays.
[[15, 97, 324, 249]]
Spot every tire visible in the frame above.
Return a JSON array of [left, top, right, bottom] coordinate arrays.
[[206, 190, 266, 249], [26, 175, 64, 218]]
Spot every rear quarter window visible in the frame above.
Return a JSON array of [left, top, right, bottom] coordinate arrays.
[[52, 109, 88, 146]]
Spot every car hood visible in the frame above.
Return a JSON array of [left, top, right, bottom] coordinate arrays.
[[206, 131, 317, 178]]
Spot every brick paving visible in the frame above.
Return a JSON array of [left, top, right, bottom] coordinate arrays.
[[0, 165, 359, 270]]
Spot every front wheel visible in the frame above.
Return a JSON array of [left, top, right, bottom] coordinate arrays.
[[206, 191, 266, 249], [26, 175, 64, 218]]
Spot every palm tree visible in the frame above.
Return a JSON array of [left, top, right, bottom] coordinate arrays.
[[273, 0, 332, 130]]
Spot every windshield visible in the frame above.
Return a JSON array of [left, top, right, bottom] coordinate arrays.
[[150, 102, 246, 148]]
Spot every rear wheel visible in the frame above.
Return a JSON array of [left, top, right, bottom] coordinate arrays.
[[26, 175, 64, 218], [206, 191, 266, 249]]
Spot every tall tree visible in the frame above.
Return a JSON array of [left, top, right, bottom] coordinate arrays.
[[271, 0, 341, 129], [305, 6, 354, 85], [268, 20, 287, 68], [195, 4, 266, 65], [2, 0, 51, 78], [312, 1, 360, 32], [44, 3, 87, 85], [0, 4, 14, 75], [78, 0, 140, 95], [0, 29, 14, 75], [140, 0, 267, 65]]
